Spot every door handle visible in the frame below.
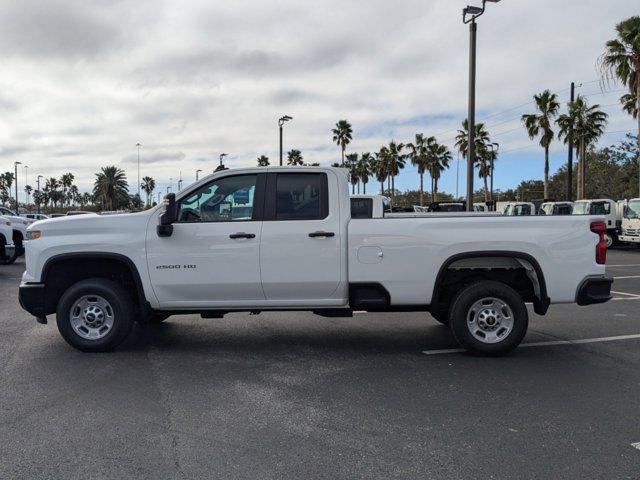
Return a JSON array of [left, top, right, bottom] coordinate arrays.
[[229, 232, 256, 239], [308, 231, 335, 238]]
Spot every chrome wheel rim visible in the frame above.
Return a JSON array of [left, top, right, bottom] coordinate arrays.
[[69, 295, 114, 340], [467, 297, 514, 344], [605, 234, 613, 248]]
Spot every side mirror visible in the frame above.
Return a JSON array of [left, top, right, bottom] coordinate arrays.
[[157, 193, 177, 237]]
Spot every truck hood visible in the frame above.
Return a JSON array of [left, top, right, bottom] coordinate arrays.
[[28, 210, 155, 236]]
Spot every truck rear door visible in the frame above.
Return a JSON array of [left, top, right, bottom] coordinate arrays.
[[259, 171, 344, 303]]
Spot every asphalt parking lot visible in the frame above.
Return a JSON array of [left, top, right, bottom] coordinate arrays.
[[1, 250, 640, 479]]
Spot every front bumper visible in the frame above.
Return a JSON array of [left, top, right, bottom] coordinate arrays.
[[576, 276, 613, 306], [618, 235, 640, 244], [18, 282, 46, 318]]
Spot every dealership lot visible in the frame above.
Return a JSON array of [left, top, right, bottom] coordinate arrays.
[[1, 249, 640, 479]]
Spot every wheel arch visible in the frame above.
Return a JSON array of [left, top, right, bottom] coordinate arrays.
[[432, 250, 550, 315], [41, 252, 148, 315]]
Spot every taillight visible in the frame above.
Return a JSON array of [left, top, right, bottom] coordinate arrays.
[[590, 221, 607, 265]]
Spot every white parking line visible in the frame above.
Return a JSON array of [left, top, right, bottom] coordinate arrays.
[[611, 290, 640, 297], [612, 297, 640, 301], [421, 333, 640, 356], [613, 275, 640, 279], [631, 442, 640, 451], [607, 264, 640, 268]]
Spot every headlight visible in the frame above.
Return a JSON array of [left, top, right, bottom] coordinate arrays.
[[26, 230, 41, 240]]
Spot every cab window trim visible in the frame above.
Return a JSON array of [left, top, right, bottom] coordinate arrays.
[[175, 173, 266, 223]]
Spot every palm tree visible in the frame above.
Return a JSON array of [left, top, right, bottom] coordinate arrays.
[[331, 120, 353, 165], [60, 173, 74, 207], [621, 92, 638, 118], [455, 119, 490, 160], [429, 142, 453, 202], [141, 176, 156, 207], [93, 166, 129, 211], [372, 148, 389, 195], [557, 96, 608, 199], [0, 172, 14, 206], [476, 147, 495, 202], [24, 185, 33, 206], [387, 141, 406, 205], [68, 185, 80, 207], [358, 153, 372, 194], [344, 153, 359, 193], [286, 149, 304, 166], [257, 155, 270, 166], [406, 133, 435, 206], [43, 177, 59, 210], [599, 16, 640, 149], [522, 90, 560, 199]]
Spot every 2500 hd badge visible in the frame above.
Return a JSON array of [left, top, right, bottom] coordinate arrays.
[[156, 264, 197, 270]]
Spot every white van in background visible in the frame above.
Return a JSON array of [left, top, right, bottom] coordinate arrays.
[[572, 199, 619, 247]]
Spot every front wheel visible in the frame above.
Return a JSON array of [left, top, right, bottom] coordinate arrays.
[[448, 281, 528, 356], [56, 278, 135, 352], [604, 233, 614, 249]]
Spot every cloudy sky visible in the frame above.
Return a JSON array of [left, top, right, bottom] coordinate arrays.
[[0, 0, 637, 201]]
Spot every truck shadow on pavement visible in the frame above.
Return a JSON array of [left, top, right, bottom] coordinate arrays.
[[121, 315, 458, 356]]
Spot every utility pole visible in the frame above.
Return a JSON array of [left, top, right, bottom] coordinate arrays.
[[136, 143, 142, 200], [462, 0, 500, 211], [24, 165, 29, 206], [278, 115, 292, 166], [567, 82, 575, 201], [196, 169, 202, 181], [37, 175, 43, 215], [178, 171, 183, 191], [466, 18, 477, 212], [14, 161, 21, 213]]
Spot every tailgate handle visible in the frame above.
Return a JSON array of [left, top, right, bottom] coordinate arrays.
[[308, 231, 335, 238], [229, 232, 256, 239]]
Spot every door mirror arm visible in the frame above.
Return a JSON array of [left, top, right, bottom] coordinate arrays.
[[158, 193, 178, 237]]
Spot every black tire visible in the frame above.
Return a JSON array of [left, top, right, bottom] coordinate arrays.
[[448, 281, 528, 356], [56, 278, 136, 352], [1, 249, 18, 265]]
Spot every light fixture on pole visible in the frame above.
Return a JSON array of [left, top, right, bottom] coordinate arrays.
[[13, 161, 21, 213], [462, 0, 501, 211], [215, 153, 228, 172], [37, 175, 43, 215], [278, 115, 292, 166], [136, 143, 142, 200], [196, 169, 203, 181]]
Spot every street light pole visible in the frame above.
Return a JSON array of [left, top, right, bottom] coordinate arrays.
[[566, 82, 575, 201], [14, 161, 21, 213], [463, 0, 500, 211], [136, 143, 142, 200], [37, 175, 43, 215], [196, 169, 203, 181], [278, 115, 292, 166], [24, 165, 29, 205]]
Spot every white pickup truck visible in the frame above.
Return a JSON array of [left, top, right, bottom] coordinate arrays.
[[19, 167, 612, 355]]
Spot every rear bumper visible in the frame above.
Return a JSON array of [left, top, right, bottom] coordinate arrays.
[[576, 276, 613, 306], [618, 235, 640, 244], [18, 282, 46, 318]]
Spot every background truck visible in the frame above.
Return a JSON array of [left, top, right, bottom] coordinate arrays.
[[19, 167, 612, 356], [0, 216, 16, 264], [619, 198, 640, 246], [571, 199, 619, 247]]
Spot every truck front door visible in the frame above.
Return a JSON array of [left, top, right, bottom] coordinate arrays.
[[146, 173, 266, 308]]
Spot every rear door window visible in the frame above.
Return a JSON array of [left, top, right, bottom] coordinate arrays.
[[350, 198, 373, 219], [273, 173, 328, 220]]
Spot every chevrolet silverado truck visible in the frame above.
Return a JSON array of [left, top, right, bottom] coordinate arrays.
[[0, 216, 17, 264], [19, 167, 612, 355]]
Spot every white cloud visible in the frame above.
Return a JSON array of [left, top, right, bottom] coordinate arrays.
[[0, 0, 637, 199]]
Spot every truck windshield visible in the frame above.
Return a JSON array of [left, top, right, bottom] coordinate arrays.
[[626, 201, 640, 219], [572, 202, 588, 215]]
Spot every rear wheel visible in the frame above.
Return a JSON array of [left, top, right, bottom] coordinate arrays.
[[604, 233, 614, 249], [56, 278, 135, 352], [448, 281, 528, 356]]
